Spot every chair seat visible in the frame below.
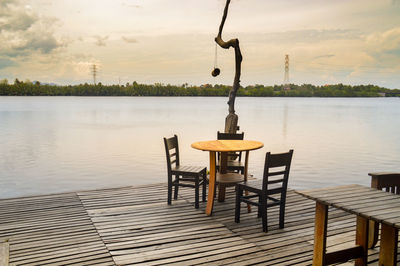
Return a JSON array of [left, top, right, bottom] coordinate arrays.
[[217, 161, 244, 168], [216, 172, 244, 184], [216, 161, 245, 175], [172, 165, 206, 175], [237, 179, 285, 195]]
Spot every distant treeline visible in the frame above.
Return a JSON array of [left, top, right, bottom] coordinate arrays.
[[0, 79, 399, 97]]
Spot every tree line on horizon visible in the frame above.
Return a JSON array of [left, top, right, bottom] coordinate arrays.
[[0, 79, 399, 97]]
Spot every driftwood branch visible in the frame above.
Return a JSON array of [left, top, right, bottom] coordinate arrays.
[[215, 0, 242, 133]]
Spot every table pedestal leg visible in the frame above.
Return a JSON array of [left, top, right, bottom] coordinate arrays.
[[218, 185, 226, 202], [313, 202, 328, 266], [218, 152, 228, 202], [206, 151, 216, 216], [379, 223, 398, 266]]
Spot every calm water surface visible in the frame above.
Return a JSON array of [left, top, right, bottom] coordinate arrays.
[[1, 96, 399, 199]]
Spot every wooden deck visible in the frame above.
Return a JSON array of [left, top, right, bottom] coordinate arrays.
[[0, 183, 398, 265]]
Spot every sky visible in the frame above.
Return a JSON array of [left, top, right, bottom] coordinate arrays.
[[0, 0, 400, 88]]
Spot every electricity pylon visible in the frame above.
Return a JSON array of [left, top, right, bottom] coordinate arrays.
[[92, 64, 97, 85], [284, 55, 290, 90]]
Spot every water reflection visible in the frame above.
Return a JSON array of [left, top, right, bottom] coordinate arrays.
[[282, 104, 288, 139], [0, 96, 399, 199]]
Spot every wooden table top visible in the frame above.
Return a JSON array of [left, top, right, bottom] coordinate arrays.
[[296, 184, 400, 229], [191, 140, 264, 152]]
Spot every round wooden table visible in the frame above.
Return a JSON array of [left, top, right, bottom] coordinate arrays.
[[191, 140, 264, 216]]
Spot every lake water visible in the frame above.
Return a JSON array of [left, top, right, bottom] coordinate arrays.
[[0, 96, 399, 199]]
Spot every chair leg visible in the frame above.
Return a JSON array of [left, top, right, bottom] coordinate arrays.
[[261, 194, 268, 232], [167, 177, 172, 205], [279, 200, 286, 229], [195, 176, 199, 209], [258, 197, 262, 218], [174, 175, 179, 200], [202, 170, 207, 202], [235, 186, 243, 223]]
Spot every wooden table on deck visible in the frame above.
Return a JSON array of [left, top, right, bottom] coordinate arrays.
[[191, 139, 263, 216], [296, 184, 400, 266]]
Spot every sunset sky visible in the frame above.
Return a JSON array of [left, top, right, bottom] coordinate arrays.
[[1, 0, 400, 88]]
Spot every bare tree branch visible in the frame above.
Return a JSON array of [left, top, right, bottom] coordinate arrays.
[[215, 0, 242, 133]]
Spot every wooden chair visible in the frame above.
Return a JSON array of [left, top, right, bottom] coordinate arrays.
[[368, 172, 400, 248], [164, 135, 207, 209], [235, 150, 293, 232], [215, 131, 245, 202], [217, 131, 245, 173]]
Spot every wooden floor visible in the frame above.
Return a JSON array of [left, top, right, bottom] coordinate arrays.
[[0, 183, 398, 265]]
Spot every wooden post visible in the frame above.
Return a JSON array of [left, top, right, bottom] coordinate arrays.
[[368, 173, 380, 249], [379, 223, 398, 266], [313, 202, 328, 266], [355, 216, 368, 266], [206, 151, 216, 216]]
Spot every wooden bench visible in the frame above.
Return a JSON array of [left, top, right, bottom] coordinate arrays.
[[296, 184, 400, 265], [368, 172, 400, 248]]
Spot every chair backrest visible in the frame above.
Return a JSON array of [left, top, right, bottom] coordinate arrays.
[[262, 150, 294, 192], [217, 131, 244, 140], [369, 173, 400, 194], [164, 135, 180, 173], [217, 131, 244, 161]]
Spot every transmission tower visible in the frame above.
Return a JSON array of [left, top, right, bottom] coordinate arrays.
[[284, 54, 290, 90], [91, 64, 97, 85]]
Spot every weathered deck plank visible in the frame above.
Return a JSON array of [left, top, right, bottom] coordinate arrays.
[[0, 183, 398, 265], [0, 192, 114, 265], [0, 241, 9, 266]]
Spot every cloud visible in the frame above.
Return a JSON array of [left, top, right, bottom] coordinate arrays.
[[366, 27, 400, 53], [0, 57, 16, 69], [26, 32, 60, 53], [314, 54, 335, 59], [0, 22, 63, 57], [0, 0, 64, 57], [0, 10, 37, 31], [127, 4, 141, 8], [93, 35, 109, 46], [0, 0, 15, 7], [262, 29, 361, 44], [122, 36, 138, 43], [121, 2, 141, 9]]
